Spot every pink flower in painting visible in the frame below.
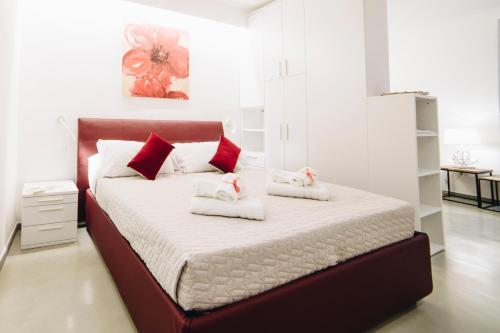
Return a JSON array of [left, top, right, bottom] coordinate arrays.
[[122, 24, 189, 99]]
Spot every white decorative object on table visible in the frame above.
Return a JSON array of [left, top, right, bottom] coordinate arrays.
[[21, 180, 78, 250], [443, 128, 481, 167]]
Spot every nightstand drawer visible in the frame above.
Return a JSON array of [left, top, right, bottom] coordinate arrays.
[[22, 203, 77, 226], [23, 193, 77, 208], [21, 221, 77, 248]]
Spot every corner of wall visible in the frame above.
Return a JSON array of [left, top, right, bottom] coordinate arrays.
[[363, 0, 390, 97]]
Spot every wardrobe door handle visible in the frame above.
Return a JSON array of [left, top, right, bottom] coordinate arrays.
[[280, 124, 283, 141], [279, 61, 283, 78], [284, 60, 288, 77], [286, 124, 290, 141]]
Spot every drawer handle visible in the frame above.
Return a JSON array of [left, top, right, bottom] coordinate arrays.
[[38, 225, 64, 231], [246, 156, 259, 159], [38, 206, 64, 212], [39, 197, 64, 203]]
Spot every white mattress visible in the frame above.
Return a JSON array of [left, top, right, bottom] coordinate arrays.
[[95, 168, 415, 311]]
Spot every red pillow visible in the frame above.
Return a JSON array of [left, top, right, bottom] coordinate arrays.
[[128, 132, 174, 180], [209, 136, 241, 173]]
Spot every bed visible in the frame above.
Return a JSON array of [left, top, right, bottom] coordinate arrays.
[[78, 118, 433, 333]]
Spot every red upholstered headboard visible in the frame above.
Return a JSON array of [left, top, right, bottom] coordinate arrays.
[[77, 118, 224, 221]]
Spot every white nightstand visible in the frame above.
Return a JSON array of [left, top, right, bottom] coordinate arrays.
[[21, 180, 78, 250]]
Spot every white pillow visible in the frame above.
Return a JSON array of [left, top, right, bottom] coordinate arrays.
[[173, 142, 219, 173], [88, 153, 102, 194], [96, 140, 175, 178], [173, 141, 243, 174]]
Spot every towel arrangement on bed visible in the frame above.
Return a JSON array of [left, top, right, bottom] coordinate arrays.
[[267, 167, 330, 201], [190, 174, 264, 220]]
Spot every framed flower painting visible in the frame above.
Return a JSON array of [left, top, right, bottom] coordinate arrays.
[[122, 24, 190, 100]]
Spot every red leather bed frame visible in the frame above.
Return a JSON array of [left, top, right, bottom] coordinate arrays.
[[78, 118, 433, 333]]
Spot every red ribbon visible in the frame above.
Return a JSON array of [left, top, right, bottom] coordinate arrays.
[[224, 178, 240, 193], [305, 168, 315, 183]]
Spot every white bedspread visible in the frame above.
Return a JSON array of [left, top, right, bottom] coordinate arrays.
[[95, 168, 415, 311]]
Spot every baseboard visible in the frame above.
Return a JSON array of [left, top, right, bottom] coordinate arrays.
[[442, 191, 495, 204], [0, 223, 21, 272]]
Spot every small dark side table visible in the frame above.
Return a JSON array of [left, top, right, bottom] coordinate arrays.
[[441, 165, 493, 208], [479, 175, 500, 211]]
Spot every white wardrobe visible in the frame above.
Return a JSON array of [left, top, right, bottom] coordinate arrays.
[[249, 0, 369, 189], [253, 0, 308, 170]]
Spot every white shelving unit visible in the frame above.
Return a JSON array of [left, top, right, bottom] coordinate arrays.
[[241, 107, 265, 168], [367, 94, 445, 256]]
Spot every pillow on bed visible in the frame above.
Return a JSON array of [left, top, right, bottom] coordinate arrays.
[[88, 153, 102, 194], [209, 136, 241, 173], [173, 141, 219, 173], [127, 133, 175, 180], [97, 139, 174, 178], [173, 141, 243, 174]]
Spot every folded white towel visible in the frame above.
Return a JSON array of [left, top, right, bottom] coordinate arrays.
[[192, 174, 247, 202], [190, 197, 264, 221], [266, 182, 330, 201], [270, 167, 318, 187]]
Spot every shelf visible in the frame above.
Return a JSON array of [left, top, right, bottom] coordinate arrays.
[[243, 150, 265, 155], [418, 169, 440, 177], [415, 95, 437, 102], [419, 204, 441, 218], [430, 242, 445, 256], [417, 130, 438, 137], [242, 128, 265, 133]]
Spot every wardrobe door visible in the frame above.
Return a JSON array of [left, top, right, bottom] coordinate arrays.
[[261, 1, 283, 82], [265, 79, 285, 169], [283, 74, 308, 170], [282, 0, 306, 77]]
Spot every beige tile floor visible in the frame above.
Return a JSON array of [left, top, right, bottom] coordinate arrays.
[[1, 201, 499, 333]]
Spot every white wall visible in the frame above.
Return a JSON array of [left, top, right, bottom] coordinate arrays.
[[305, 0, 369, 189], [364, 0, 390, 97], [388, 0, 500, 197], [0, 0, 19, 257], [127, 0, 248, 27], [15, 0, 247, 219]]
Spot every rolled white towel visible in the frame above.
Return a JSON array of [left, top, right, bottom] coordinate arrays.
[[270, 167, 319, 187], [190, 197, 264, 221], [192, 176, 247, 202], [266, 181, 330, 201], [297, 167, 318, 186], [192, 179, 239, 202], [220, 173, 248, 200], [270, 169, 296, 184], [192, 179, 220, 198]]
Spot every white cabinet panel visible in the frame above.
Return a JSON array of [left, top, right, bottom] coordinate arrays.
[[265, 79, 285, 168], [261, 1, 283, 82], [282, 0, 306, 76], [22, 203, 78, 227], [284, 74, 308, 170], [23, 193, 77, 207], [22, 221, 77, 248]]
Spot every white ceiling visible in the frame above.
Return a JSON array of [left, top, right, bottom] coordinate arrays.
[[217, 0, 273, 11]]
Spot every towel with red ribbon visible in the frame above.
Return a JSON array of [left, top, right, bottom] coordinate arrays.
[[192, 174, 247, 202], [270, 167, 318, 187]]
